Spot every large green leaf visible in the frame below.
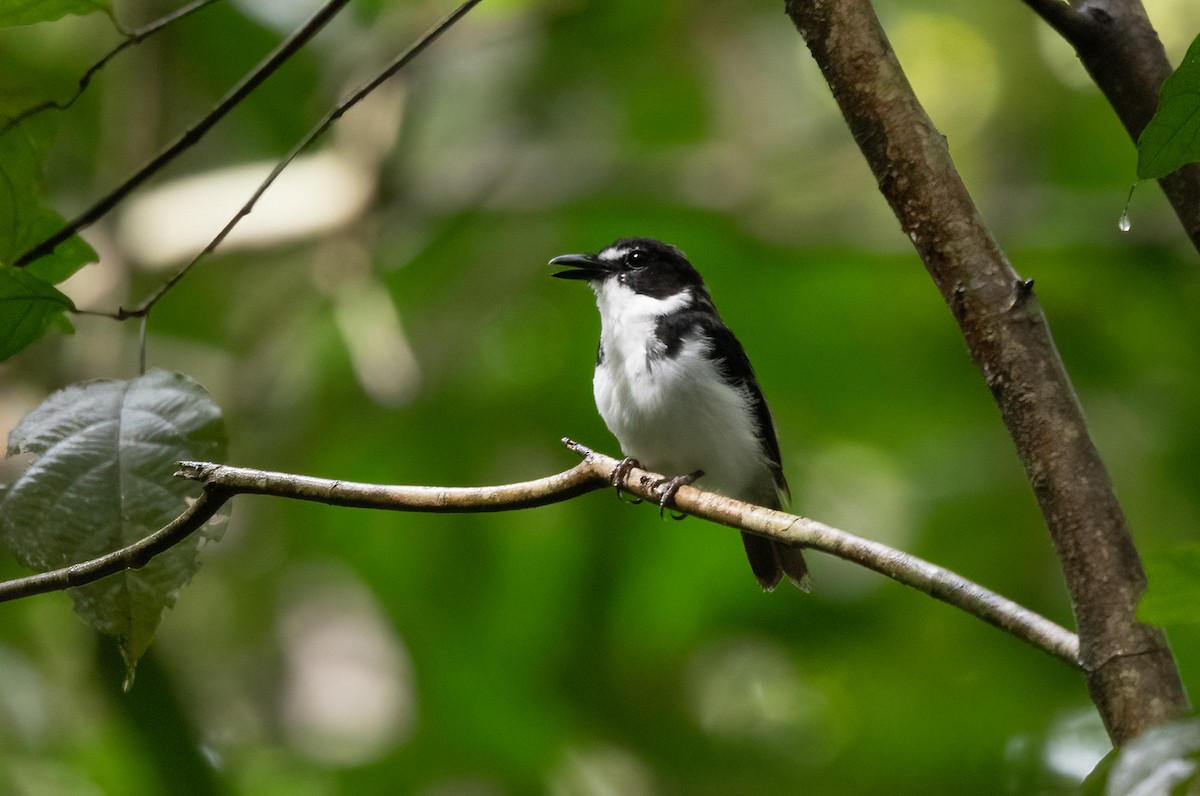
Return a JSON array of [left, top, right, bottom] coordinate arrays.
[[0, 267, 73, 361], [1137, 33, 1200, 180], [0, 370, 228, 686], [0, 0, 109, 28]]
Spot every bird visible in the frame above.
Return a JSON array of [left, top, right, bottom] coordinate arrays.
[[550, 237, 810, 592]]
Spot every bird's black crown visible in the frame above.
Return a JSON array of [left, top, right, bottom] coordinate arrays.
[[550, 237, 707, 299]]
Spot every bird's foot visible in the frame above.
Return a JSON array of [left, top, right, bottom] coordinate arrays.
[[653, 470, 704, 520], [611, 457, 643, 504]]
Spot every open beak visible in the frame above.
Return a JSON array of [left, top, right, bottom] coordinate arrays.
[[550, 252, 607, 281]]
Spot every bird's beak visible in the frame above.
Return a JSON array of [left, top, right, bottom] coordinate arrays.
[[550, 252, 607, 281]]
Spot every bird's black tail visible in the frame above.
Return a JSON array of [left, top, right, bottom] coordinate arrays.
[[741, 532, 811, 593]]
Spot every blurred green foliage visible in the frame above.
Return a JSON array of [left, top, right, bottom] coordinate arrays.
[[1, 0, 1200, 793]]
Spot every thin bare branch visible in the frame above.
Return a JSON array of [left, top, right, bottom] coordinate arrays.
[[175, 453, 602, 512], [0, 441, 1082, 669], [0, 0, 223, 140], [0, 488, 228, 603], [784, 0, 1188, 743], [13, 0, 352, 268], [121, 0, 485, 320]]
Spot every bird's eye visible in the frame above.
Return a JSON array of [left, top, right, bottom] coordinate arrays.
[[626, 250, 647, 267]]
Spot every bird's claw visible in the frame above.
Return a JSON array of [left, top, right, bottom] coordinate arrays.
[[611, 457, 643, 504], [653, 470, 704, 519]]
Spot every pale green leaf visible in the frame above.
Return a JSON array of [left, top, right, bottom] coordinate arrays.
[[0, 0, 109, 28], [0, 370, 228, 685]]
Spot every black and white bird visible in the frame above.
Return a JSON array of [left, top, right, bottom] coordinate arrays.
[[551, 237, 810, 592]]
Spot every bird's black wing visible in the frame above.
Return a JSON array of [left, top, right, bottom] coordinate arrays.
[[655, 308, 807, 591], [655, 310, 790, 501], [706, 319, 789, 501]]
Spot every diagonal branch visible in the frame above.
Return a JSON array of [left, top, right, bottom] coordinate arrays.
[[1020, 0, 1084, 34], [0, 0, 223, 140], [115, 0, 485, 323], [0, 441, 1083, 668], [13, 0, 352, 268], [0, 487, 229, 603], [784, 0, 1188, 743]]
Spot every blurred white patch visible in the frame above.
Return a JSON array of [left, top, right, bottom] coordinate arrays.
[[0, 646, 50, 744], [797, 443, 917, 599], [117, 153, 374, 268], [312, 242, 422, 406], [546, 744, 658, 796], [684, 636, 835, 762], [277, 564, 416, 766], [232, 0, 326, 32], [1008, 706, 1109, 789], [1042, 709, 1110, 781]]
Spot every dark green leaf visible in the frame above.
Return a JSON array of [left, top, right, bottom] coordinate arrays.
[[0, 267, 72, 361], [0, 114, 97, 279], [1137, 33, 1200, 180], [0, 0, 109, 28], [0, 370, 228, 686], [1139, 544, 1200, 625]]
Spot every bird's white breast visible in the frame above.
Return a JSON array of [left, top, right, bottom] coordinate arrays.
[[590, 280, 774, 503]]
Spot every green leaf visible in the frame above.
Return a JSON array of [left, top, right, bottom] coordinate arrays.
[[0, 0, 109, 28], [0, 267, 72, 361], [0, 370, 228, 686], [1139, 544, 1200, 625], [1137, 33, 1200, 180], [0, 113, 97, 279]]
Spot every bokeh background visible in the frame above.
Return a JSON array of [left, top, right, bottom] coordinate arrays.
[[2, 0, 1200, 793]]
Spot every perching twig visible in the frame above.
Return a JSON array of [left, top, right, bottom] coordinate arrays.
[[0, 440, 1082, 669], [784, 0, 1188, 743], [0, 0, 222, 140], [13, 0, 352, 268]]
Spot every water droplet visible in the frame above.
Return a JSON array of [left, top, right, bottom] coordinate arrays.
[[1118, 183, 1136, 233]]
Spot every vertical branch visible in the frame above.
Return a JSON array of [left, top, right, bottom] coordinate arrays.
[[783, 0, 1189, 744]]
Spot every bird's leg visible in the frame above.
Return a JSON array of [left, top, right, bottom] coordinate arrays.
[[653, 470, 704, 520], [611, 457, 643, 504]]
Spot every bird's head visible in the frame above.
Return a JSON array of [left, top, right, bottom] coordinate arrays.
[[550, 238, 707, 300]]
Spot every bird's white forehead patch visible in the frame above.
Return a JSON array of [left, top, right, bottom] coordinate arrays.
[[598, 246, 628, 263]]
